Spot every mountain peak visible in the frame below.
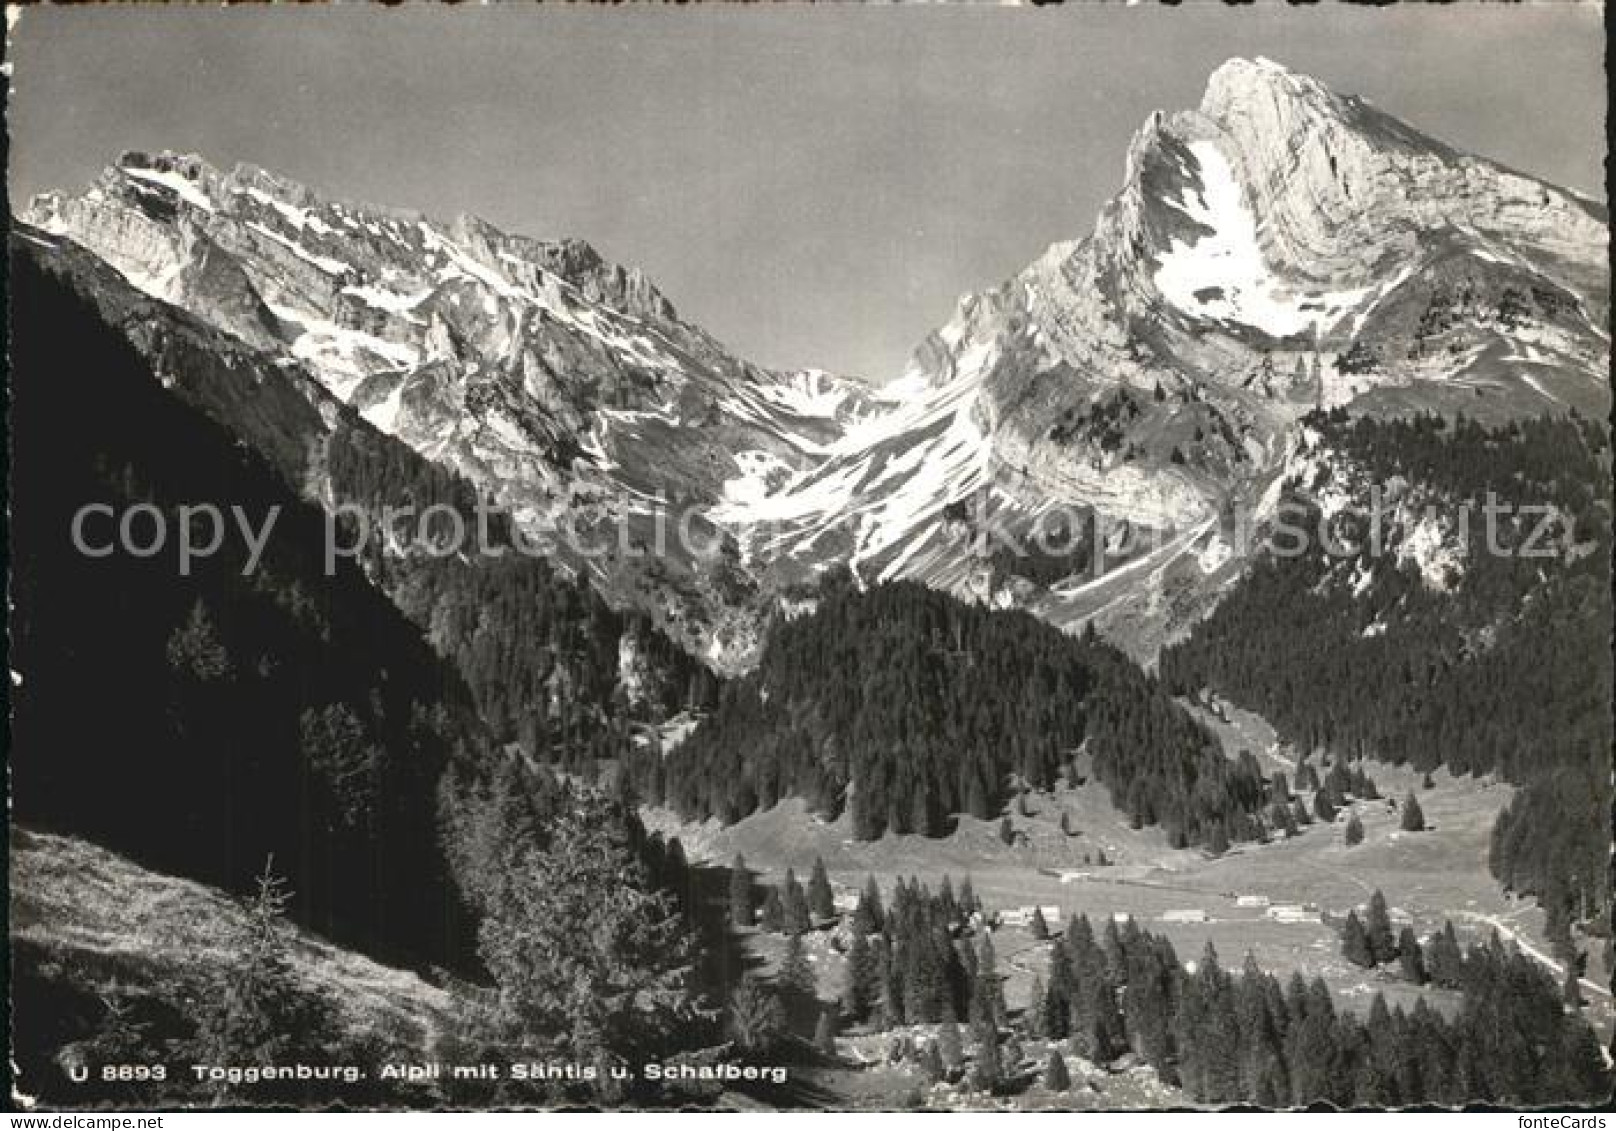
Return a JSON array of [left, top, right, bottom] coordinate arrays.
[[1199, 56, 1338, 124]]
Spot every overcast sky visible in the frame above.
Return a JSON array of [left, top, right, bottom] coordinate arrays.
[[8, 3, 1606, 382]]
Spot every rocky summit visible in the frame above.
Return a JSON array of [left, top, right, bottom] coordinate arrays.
[[17, 57, 1609, 668]]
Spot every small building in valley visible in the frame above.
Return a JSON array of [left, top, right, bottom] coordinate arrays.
[[1161, 909, 1209, 924]]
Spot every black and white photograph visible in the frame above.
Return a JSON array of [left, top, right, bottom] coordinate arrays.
[[4, 2, 1612, 1115]]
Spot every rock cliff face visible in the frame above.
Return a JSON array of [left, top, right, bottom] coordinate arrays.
[[715, 57, 1608, 659], [18, 58, 1609, 666]]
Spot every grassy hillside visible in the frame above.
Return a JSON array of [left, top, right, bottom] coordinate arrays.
[[10, 829, 454, 1109]]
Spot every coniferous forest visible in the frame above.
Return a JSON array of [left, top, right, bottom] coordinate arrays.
[[1161, 410, 1612, 945], [733, 868, 1609, 1107], [636, 575, 1269, 847]]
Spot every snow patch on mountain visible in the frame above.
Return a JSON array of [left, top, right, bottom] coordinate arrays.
[[246, 221, 351, 275], [122, 166, 215, 213], [1155, 140, 1370, 338]]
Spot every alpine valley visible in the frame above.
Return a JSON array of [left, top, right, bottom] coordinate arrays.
[[9, 57, 1612, 1110]]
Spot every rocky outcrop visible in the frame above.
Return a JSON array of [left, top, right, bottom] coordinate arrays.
[[22, 150, 883, 665]]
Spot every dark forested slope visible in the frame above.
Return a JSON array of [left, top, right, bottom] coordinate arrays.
[[1162, 410, 1612, 947], [637, 576, 1268, 846], [9, 248, 486, 966]]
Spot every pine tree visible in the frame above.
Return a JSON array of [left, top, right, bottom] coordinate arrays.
[[729, 853, 752, 929], [1043, 1047, 1072, 1091], [1344, 812, 1364, 846], [920, 1040, 946, 1083], [1343, 910, 1375, 968], [1029, 906, 1050, 940], [1366, 890, 1396, 965], [807, 856, 836, 921], [998, 815, 1015, 846], [1401, 792, 1426, 832]]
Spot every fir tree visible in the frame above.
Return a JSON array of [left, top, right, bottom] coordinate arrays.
[[1029, 905, 1051, 940], [977, 933, 1007, 1027], [969, 976, 1003, 1093], [1401, 792, 1426, 832], [1563, 966, 1584, 1009], [999, 815, 1015, 846], [1025, 975, 1047, 1038], [937, 1019, 965, 1072], [814, 1007, 839, 1057], [728, 973, 785, 1053], [1071, 977, 1123, 1066], [1344, 812, 1365, 846], [1313, 790, 1336, 823], [728, 853, 752, 929], [852, 876, 884, 935], [1043, 1047, 1072, 1091], [166, 598, 233, 683], [1398, 927, 1428, 984], [476, 794, 696, 1067], [843, 930, 878, 1022], [760, 886, 785, 933], [1428, 921, 1465, 988], [779, 933, 815, 1004], [782, 868, 811, 935], [1544, 1017, 1612, 1103], [1343, 910, 1375, 968], [192, 860, 341, 1098], [1366, 890, 1397, 965], [1043, 939, 1074, 1040], [807, 856, 836, 921]]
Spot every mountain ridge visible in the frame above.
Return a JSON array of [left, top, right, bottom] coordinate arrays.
[[18, 56, 1609, 669]]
